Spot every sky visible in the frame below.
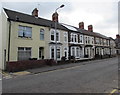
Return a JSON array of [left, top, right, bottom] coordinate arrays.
[[0, 0, 119, 38]]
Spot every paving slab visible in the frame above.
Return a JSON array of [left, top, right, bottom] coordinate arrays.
[[12, 71, 31, 76]]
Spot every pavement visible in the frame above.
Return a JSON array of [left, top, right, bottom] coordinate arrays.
[[1, 57, 116, 79]]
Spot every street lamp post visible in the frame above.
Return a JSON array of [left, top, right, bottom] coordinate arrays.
[[55, 4, 64, 64]]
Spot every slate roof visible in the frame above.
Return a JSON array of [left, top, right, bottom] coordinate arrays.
[[71, 26, 109, 39], [77, 28, 97, 37], [61, 23, 109, 39], [94, 32, 109, 39], [4, 8, 110, 39], [4, 8, 68, 31]]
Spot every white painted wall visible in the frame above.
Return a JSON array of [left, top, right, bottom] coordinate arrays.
[[1, 8, 8, 70], [0, 3, 2, 70]]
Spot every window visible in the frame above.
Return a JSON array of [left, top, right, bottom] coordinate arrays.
[[88, 37, 90, 44], [50, 30, 60, 42], [76, 47, 80, 57], [71, 34, 74, 42], [70, 33, 78, 43], [51, 47, 54, 59], [50, 46, 61, 59], [72, 47, 75, 56], [100, 39, 102, 45], [86, 48, 89, 55], [56, 32, 59, 41], [80, 35, 83, 43], [64, 47, 68, 57], [75, 34, 78, 43], [92, 38, 94, 44], [97, 48, 99, 54], [64, 32, 68, 42], [18, 47, 31, 60], [86, 37, 88, 44], [57, 48, 60, 59], [96, 38, 99, 44], [40, 29, 44, 40], [106, 40, 109, 46], [75, 35, 77, 42], [104, 39, 106, 45], [18, 25, 32, 38], [51, 31, 54, 41]]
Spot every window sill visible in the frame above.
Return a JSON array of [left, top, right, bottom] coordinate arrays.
[[78, 43, 84, 44], [40, 40, 45, 41], [18, 37, 33, 40], [50, 41, 60, 43], [69, 42, 79, 44]]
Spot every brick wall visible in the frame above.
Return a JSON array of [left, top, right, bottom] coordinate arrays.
[[6, 59, 56, 72]]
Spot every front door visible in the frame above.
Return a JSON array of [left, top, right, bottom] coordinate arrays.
[[39, 47, 44, 59]]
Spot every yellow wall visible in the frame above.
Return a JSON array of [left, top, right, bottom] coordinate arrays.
[[9, 22, 46, 61]]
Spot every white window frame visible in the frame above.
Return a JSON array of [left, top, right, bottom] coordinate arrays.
[[57, 47, 61, 59], [76, 47, 80, 58], [64, 32, 68, 43], [70, 33, 74, 42], [74, 34, 78, 43], [71, 47, 75, 56], [70, 33, 78, 43], [79, 35, 83, 43], [50, 46, 55, 59], [85, 36, 88, 44], [18, 25, 32, 38], [88, 37, 90, 44], [91, 37, 94, 44], [18, 47, 32, 61], [50, 29, 60, 42], [50, 45, 61, 60], [40, 28, 45, 40], [56, 31, 60, 42], [50, 29, 55, 42], [64, 47, 68, 59]]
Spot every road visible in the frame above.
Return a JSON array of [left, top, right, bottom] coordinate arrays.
[[2, 57, 118, 93], [0, 73, 2, 94]]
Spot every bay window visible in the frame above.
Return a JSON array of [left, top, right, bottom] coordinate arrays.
[[50, 29, 60, 42]]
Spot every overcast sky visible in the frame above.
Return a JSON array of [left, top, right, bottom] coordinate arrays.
[[0, 0, 119, 38]]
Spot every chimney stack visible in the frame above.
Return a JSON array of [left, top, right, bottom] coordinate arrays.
[[88, 25, 93, 32], [52, 12, 59, 22], [116, 34, 120, 38], [32, 8, 38, 17], [79, 22, 84, 29]]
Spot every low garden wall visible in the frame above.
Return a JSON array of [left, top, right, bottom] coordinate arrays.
[[6, 59, 56, 72]]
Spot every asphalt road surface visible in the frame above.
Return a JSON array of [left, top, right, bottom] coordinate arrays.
[[0, 73, 2, 94], [2, 57, 118, 93]]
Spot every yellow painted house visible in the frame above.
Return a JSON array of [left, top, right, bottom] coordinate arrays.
[[1, 8, 69, 70]]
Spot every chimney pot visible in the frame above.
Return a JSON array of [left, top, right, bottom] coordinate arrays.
[[32, 8, 38, 17], [79, 22, 84, 29]]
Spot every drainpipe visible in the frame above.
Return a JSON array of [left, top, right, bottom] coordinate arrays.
[[8, 20, 11, 62]]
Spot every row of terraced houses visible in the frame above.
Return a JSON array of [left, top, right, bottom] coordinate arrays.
[[1, 8, 116, 70]]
